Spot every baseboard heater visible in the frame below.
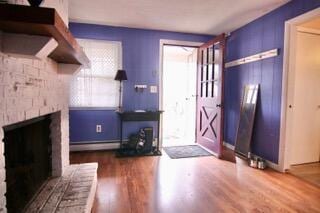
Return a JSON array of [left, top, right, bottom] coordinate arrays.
[[70, 141, 125, 152]]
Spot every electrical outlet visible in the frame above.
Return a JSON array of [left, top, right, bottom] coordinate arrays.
[[150, 86, 157, 93], [96, 125, 102, 133]]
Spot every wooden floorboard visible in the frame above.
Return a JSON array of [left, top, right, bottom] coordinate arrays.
[[70, 149, 320, 213], [290, 162, 320, 188]]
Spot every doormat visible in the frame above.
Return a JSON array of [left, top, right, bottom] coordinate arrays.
[[163, 145, 212, 159]]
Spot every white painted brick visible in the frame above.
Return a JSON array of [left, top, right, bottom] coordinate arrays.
[[18, 58, 33, 66], [11, 63, 23, 76], [0, 183, 5, 195], [5, 111, 19, 125], [0, 86, 4, 98], [0, 37, 71, 211], [0, 168, 4, 180], [23, 98, 33, 110], [0, 72, 3, 84], [5, 98, 16, 110], [0, 196, 6, 213], [14, 73, 26, 84], [0, 158, 4, 172], [32, 97, 44, 108], [23, 64, 39, 77], [2, 58, 9, 70], [23, 86, 37, 97], [32, 59, 45, 69], [39, 106, 51, 116], [25, 109, 39, 120], [0, 113, 4, 127], [0, 100, 4, 111], [0, 144, 3, 160], [0, 128, 3, 140], [39, 69, 49, 79], [3, 72, 12, 84]]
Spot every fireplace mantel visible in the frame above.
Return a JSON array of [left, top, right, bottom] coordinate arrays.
[[0, 4, 90, 68]]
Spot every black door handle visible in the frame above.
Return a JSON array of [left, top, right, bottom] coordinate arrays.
[[216, 104, 221, 108]]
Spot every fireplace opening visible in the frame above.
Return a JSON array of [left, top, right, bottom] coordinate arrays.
[[3, 115, 52, 213]]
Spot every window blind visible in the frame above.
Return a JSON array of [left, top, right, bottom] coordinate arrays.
[[70, 39, 122, 108]]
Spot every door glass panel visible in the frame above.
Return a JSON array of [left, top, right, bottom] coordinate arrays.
[[211, 81, 214, 97], [208, 82, 212, 98], [213, 81, 219, 97], [208, 46, 214, 64], [208, 64, 213, 80], [201, 65, 206, 81], [214, 64, 220, 80], [202, 83, 206, 97], [205, 82, 209, 97], [214, 44, 220, 62], [202, 66, 207, 81], [202, 49, 207, 65], [201, 66, 204, 81]]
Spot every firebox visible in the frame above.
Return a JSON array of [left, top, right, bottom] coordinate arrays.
[[3, 115, 52, 213]]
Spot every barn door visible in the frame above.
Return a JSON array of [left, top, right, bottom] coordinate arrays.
[[196, 34, 225, 157]]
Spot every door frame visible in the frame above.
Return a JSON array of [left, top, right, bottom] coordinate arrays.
[[278, 7, 320, 172], [159, 40, 203, 149]]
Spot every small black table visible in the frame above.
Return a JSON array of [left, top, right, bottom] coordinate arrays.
[[117, 111, 163, 156]]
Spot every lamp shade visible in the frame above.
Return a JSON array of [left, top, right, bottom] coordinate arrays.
[[114, 69, 128, 81]]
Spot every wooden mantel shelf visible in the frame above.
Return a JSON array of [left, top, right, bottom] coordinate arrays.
[[0, 4, 90, 67]]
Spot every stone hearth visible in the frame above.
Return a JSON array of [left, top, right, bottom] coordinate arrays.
[[25, 163, 98, 213]]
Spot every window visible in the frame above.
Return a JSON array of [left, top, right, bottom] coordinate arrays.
[[70, 39, 122, 108]]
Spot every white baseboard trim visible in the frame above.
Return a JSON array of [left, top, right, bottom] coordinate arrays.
[[223, 141, 282, 172], [70, 141, 122, 152]]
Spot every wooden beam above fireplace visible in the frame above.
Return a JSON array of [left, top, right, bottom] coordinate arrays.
[[0, 4, 90, 68]]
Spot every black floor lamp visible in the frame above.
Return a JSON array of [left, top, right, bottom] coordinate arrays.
[[114, 69, 128, 112]]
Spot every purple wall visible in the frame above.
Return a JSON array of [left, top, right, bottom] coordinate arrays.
[[68, 25, 212, 143], [224, 0, 320, 163], [69, 1, 320, 163]]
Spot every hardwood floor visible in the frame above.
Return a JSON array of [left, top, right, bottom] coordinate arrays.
[[70, 150, 320, 213], [290, 163, 320, 187]]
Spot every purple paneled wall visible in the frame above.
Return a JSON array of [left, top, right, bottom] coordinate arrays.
[[224, 0, 320, 163], [69, 0, 320, 163], [69, 25, 212, 142]]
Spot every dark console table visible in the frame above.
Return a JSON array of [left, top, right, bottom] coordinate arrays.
[[117, 111, 163, 157]]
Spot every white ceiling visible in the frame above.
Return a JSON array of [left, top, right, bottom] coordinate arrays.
[[69, 0, 290, 35]]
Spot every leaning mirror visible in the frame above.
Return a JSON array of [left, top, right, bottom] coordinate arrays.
[[235, 84, 259, 159]]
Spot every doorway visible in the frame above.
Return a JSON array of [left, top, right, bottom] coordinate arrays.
[[162, 45, 198, 147], [281, 12, 320, 187]]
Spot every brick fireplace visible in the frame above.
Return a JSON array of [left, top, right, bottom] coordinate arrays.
[[0, 52, 71, 212], [0, 1, 98, 212], [4, 115, 52, 212]]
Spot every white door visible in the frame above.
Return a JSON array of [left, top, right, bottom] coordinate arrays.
[[290, 31, 320, 165]]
